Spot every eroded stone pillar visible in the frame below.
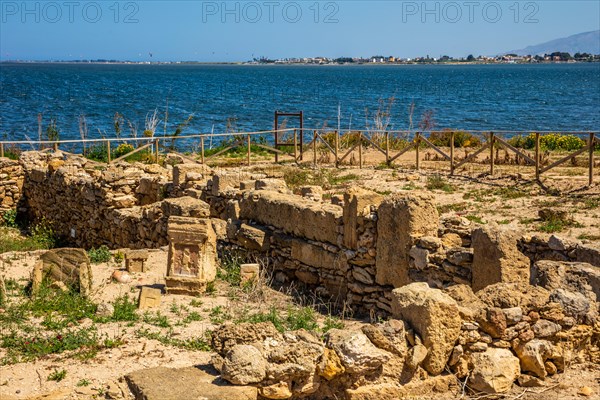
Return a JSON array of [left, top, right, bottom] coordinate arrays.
[[165, 216, 217, 295]]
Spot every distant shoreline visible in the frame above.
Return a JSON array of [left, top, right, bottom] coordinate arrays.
[[1, 60, 598, 66]]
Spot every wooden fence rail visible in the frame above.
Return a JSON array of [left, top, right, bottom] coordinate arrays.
[[1, 129, 598, 186]]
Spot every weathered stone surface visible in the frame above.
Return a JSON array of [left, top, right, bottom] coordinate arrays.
[[259, 381, 292, 399], [125, 249, 149, 273], [469, 348, 520, 394], [32, 248, 92, 297], [549, 288, 593, 322], [477, 308, 507, 339], [300, 186, 323, 201], [471, 225, 530, 292], [502, 307, 523, 325], [212, 322, 283, 356], [211, 171, 252, 195], [166, 216, 217, 295], [391, 282, 461, 375], [376, 194, 439, 288], [222, 345, 267, 385], [477, 283, 550, 313], [514, 339, 553, 379], [125, 366, 257, 400], [291, 240, 347, 271], [161, 196, 210, 218], [532, 260, 600, 302], [173, 163, 210, 187], [138, 287, 161, 309], [575, 243, 600, 267], [318, 348, 345, 380], [325, 329, 391, 374], [361, 322, 407, 357], [532, 319, 561, 338], [239, 190, 342, 246], [343, 188, 383, 250], [255, 179, 288, 192], [237, 224, 269, 251], [240, 264, 260, 286]]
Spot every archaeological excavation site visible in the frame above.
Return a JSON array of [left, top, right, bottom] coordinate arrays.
[[0, 150, 599, 400]]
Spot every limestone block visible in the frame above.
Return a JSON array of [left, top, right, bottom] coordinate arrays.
[[391, 282, 461, 375], [291, 239, 347, 271], [166, 216, 217, 295], [471, 226, 530, 292], [161, 196, 210, 218], [237, 224, 269, 251], [240, 264, 260, 286], [375, 194, 439, 288], [239, 190, 342, 245], [211, 171, 253, 195], [32, 248, 92, 297], [138, 287, 162, 309], [126, 249, 149, 273], [469, 348, 521, 393]]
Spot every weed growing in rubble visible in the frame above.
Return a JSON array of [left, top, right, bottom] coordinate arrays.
[[88, 245, 112, 264], [47, 369, 67, 382]]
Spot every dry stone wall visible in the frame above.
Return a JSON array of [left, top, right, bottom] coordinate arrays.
[[3, 151, 599, 316], [0, 157, 24, 218]]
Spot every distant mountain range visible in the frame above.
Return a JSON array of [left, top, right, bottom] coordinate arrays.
[[506, 30, 600, 56]]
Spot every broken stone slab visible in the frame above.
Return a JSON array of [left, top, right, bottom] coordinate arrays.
[[300, 185, 323, 201], [471, 225, 530, 292], [125, 249, 149, 273], [32, 248, 92, 297], [161, 196, 210, 218], [469, 348, 521, 394], [325, 329, 392, 374], [375, 194, 439, 288], [212, 322, 284, 356], [291, 239, 348, 272], [125, 366, 257, 400], [255, 178, 288, 192], [165, 216, 217, 296], [236, 224, 270, 252], [172, 163, 211, 187], [138, 287, 161, 310], [391, 282, 461, 375], [513, 339, 553, 379], [211, 171, 253, 196]]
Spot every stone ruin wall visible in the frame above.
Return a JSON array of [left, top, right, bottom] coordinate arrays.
[[0, 158, 24, 219], [1, 152, 599, 316]]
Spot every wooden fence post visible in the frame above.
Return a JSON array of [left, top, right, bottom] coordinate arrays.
[[247, 134, 251, 166], [335, 130, 339, 168], [385, 132, 390, 166], [106, 141, 111, 163], [358, 132, 363, 169], [53, 142, 59, 152], [590, 132, 595, 186], [450, 132, 455, 175], [535, 133, 540, 181], [293, 129, 298, 162], [155, 138, 159, 163], [274, 130, 279, 163], [0, 143, 4, 158], [416, 132, 420, 171], [490, 132, 495, 176], [200, 136, 205, 164], [313, 130, 317, 168]]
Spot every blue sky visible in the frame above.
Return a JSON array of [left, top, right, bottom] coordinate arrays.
[[1, 1, 599, 61]]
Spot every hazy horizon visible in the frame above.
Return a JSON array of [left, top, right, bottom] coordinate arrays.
[[1, 1, 599, 62]]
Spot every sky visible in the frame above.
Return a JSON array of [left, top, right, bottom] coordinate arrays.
[[0, 0, 599, 61]]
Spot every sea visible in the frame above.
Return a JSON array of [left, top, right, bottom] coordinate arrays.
[[1, 63, 599, 145]]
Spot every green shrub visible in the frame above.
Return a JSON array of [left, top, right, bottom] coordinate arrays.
[[508, 133, 586, 151], [428, 131, 481, 148], [48, 369, 67, 382], [88, 246, 112, 264], [2, 210, 18, 228], [30, 219, 57, 249], [426, 175, 455, 193], [113, 143, 135, 158], [110, 295, 138, 322], [85, 144, 109, 162]]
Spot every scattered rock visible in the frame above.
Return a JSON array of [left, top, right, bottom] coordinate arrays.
[[259, 381, 292, 400], [391, 282, 461, 375], [514, 339, 553, 379], [469, 348, 521, 394], [325, 329, 391, 374], [221, 345, 267, 385], [112, 270, 132, 284]]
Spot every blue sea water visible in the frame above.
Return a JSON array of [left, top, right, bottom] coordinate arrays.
[[0, 63, 599, 144]]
